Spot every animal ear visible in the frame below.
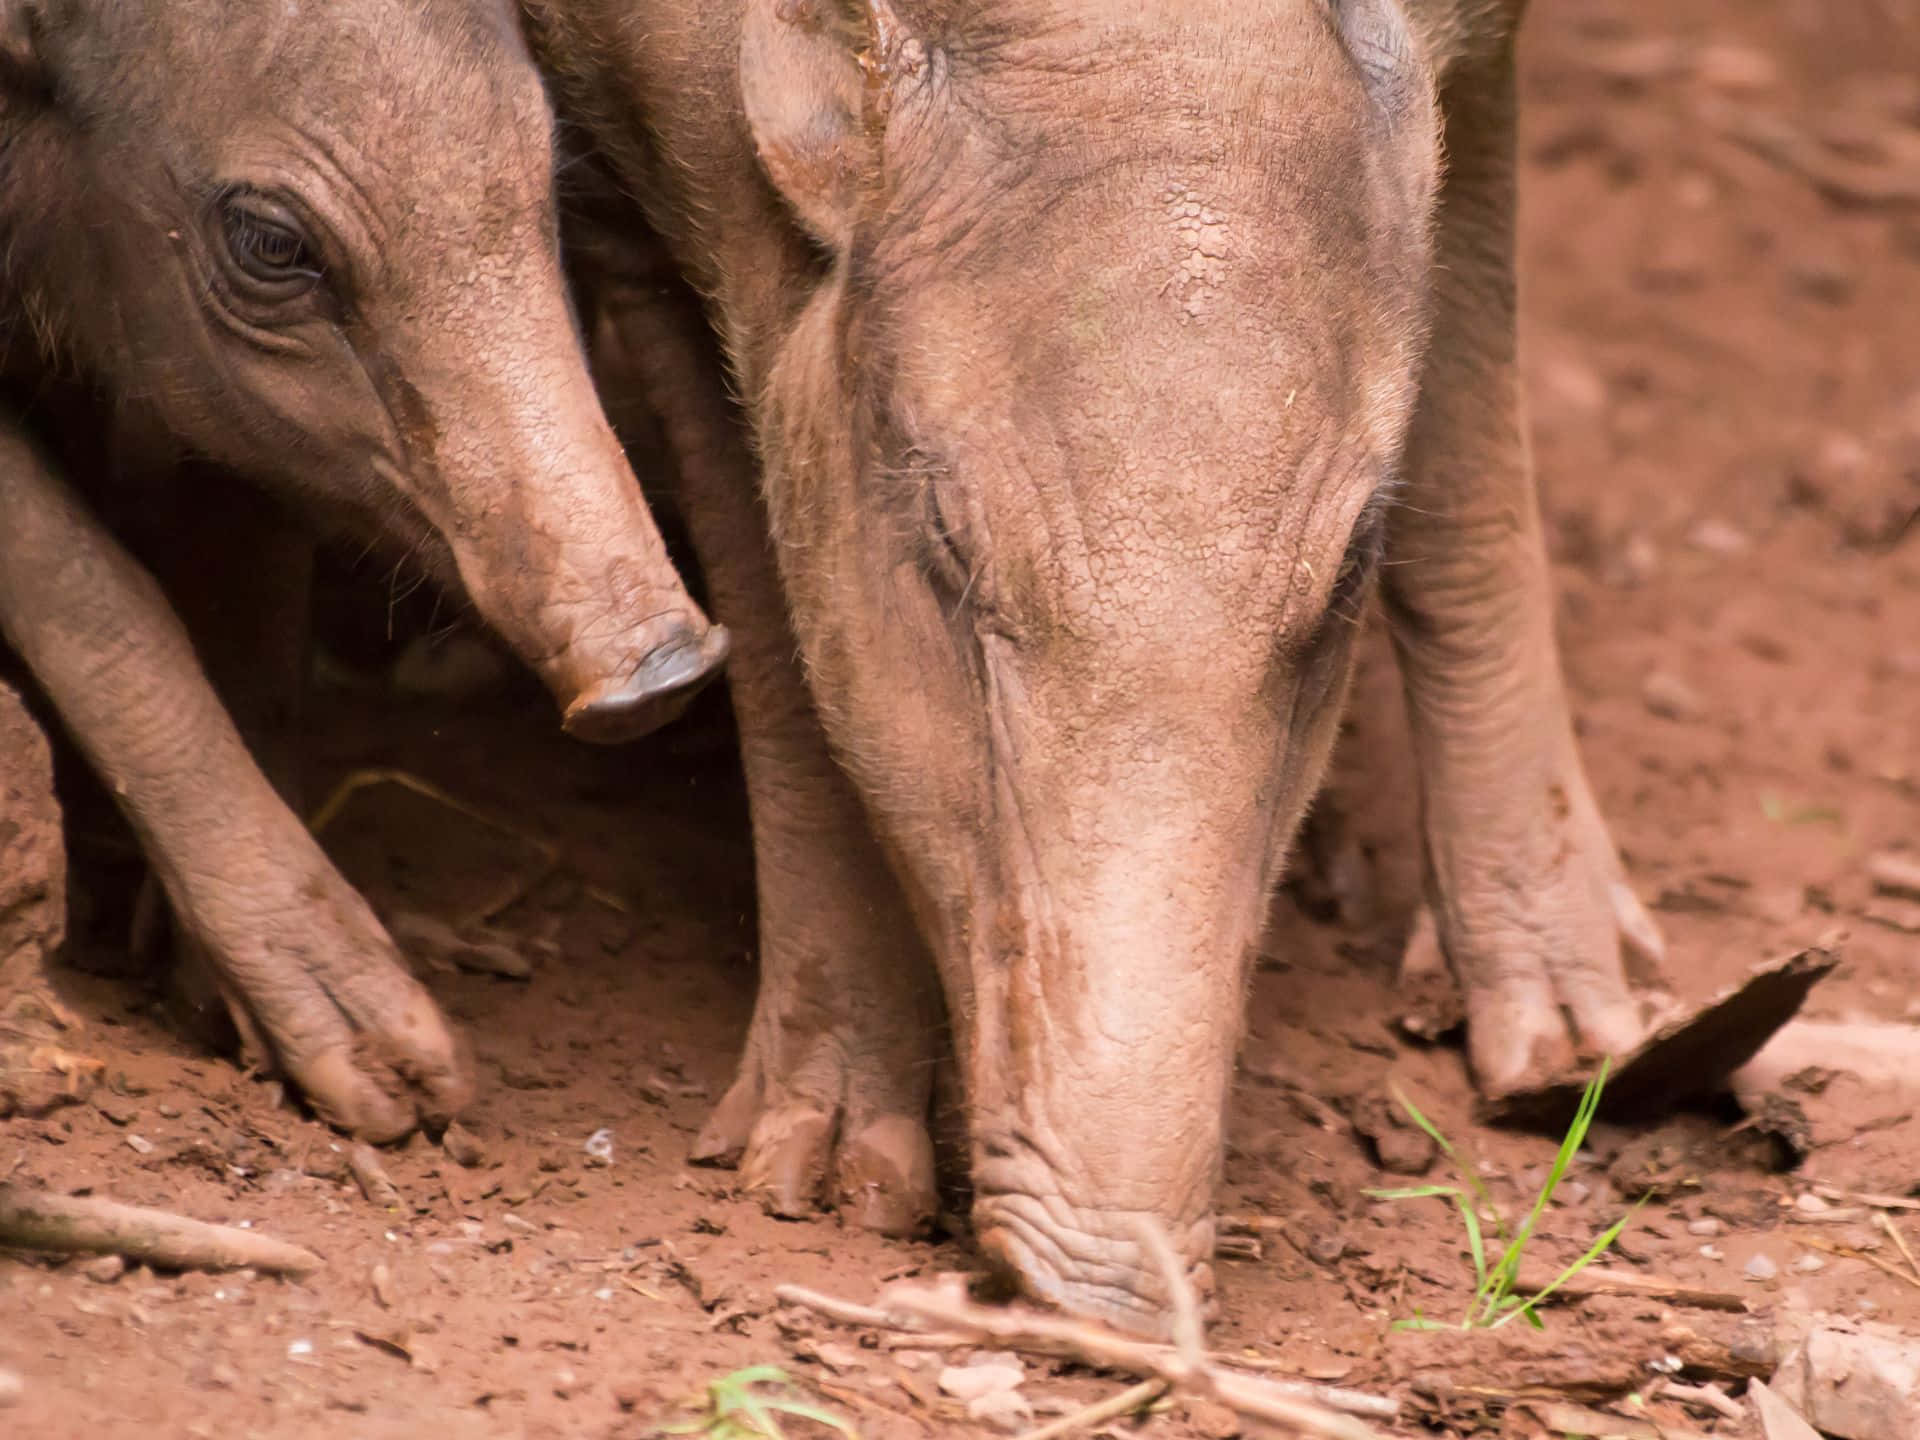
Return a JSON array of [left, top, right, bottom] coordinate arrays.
[[0, 0, 49, 101], [738, 0, 911, 252]]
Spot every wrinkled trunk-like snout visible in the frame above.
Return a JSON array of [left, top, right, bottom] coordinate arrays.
[[973, 1165, 1220, 1338], [940, 676, 1303, 1333], [420, 338, 728, 744], [958, 834, 1265, 1334]]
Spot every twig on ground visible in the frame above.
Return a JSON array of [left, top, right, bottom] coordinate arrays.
[[1794, 1235, 1920, 1291], [1014, 1379, 1167, 1440], [1811, 1183, 1920, 1212], [774, 1282, 895, 1329], [0, 1181, 319, 1275], [1875, 1210, 1920, 1284], [306, 767, 627, 920], [1511, 1262, 1748, 1312], [1650, 1378, 1746, 1423], [1133, 1217, 1206, 1384], [1522, 1399, 1715, 1440], [776, 1272, 1397, 1434], [347, 1143, 404, 1211]]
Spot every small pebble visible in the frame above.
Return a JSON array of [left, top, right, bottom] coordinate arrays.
[[1794, 1253, 1827, 1273], [552, 1368, 577, 1399], [287, 1339, 314, 1359], [967, 1387, 1034, 1433], [583, 1129, 616, 1167], [0, 1368, 21, 1408], [1700, 1244, 1724, 1261], [500, 1212, 538, 1235], [1643, 670, 1707, 721], [82, 1254, 126, 1285], [95, 1099, 139, 1127], [1794, 1192, 1830, 1215], [938, 1360, 1025, 1403], [1687, 1217, 1722, 1237], [1744, 1253, 1779, 1281], [124, 1133, 155, 1156], [1686, 518, 1751, 555], [156, 1102, 182, 1119], [1306, 1232, 1347, 1266]]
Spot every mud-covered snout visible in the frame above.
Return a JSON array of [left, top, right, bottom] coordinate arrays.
[[561, 618, 731, 743]]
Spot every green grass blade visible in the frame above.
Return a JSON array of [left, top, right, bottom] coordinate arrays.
[[1391, 1085, 1507, 1243], [1364, 1185, 1464, 1201], [1480, 1058, 1612, 1307], [1456, 1193, 1489, 1290], [1494, 1194, 1647, 1330]]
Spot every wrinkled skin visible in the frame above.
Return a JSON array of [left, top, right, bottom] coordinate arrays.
[[0, 0, 727, 1140], [530, 0, 1666, 1331]]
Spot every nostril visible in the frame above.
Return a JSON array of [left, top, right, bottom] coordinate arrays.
[[561, 622, 731, 744]]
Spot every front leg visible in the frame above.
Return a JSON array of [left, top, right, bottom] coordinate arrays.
[[580, 253, 942, 1236], [1385, 42, 1663, 1099], [0, 418, 469, 1140]]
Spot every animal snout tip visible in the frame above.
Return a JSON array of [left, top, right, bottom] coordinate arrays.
[[561, 621, 731, 744]]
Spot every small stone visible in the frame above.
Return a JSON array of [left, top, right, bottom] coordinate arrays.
[[1794, 1192, 1830, 1215], [287, 1338, 314, 1358], [124, 1133, 155, 1156], [1700, 1244, 1725, 1261], [1643, 670, 1706, 721], [155, 1103, 182, 1119], [938, 1360, 1025, 1403], [966, 1387, 1034, 1433], [1187, 1397, 1243, 1439], [500, 1212, 538, 1234], [1613, 534, 1659, 587], [552, 1368, 577, 1399], [1694, 43, 1778, 94], [1794, 1253, 1826, 1273], [1686, 518, 1751, 555], [1687, 1217, 1722, 1237], [1744, 1253, 1779, 1281], [370, 1263, 395, 1309], [1306, 1232, 1348, 1267], [0, 1368, 21, 1408], [583, 1129, 615, 1167], [95, 1098, 139, 1127], [207, 1361, 240, 1390], [82, 1254, 125, 1285]]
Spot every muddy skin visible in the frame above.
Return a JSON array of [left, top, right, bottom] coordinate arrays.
[[0, 0, 726, 1140], [530, 0, 1666, 1332]]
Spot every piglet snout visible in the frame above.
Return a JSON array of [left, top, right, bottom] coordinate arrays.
[[561, 618, 730, 743]]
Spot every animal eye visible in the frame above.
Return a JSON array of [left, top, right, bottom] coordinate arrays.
[[217, 192, 322, 294]]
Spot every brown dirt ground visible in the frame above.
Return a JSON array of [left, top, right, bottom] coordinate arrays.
[[5, 1, 1920, 1435]]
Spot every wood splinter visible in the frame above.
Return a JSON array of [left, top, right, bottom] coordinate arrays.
[[0, 1181, 320, 1276]]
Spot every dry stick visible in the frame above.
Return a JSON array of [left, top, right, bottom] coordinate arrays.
[[1013, 1380, 1168, 1440], [1511, 1262, 1748, 1313], [1651, 1378, 1747, 1424], [1874, 1210, 1920, 1284], [1793, 1235, 1920, 1292], [774, 1282, 895, 1329], [775, 1280, 1393, 1431], [879, 1279, 1393, 1438], [1812, 1183, 1920, 1212], [0, 1182, 320, 1276], [306, 768, 623, 920]]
